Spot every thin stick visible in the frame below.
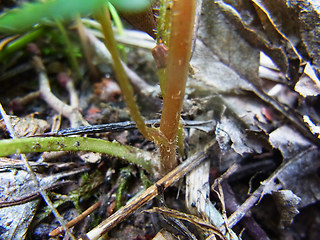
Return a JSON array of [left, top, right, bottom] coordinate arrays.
[[33, 54, 87, 128], [0, 180, 73, 208], [49, 199, 102, 237], [0, 103, 76, 240], [80, 140, 216, 240], [41, 119, 212, 136], [227, 147, 315, 228]]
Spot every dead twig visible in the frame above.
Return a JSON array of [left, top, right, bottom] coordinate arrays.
[[222, 182, 270, 240], [0, 103, 76, 240], [0, 180, 73, 208], [227, 147, 316, 228], [252, 85, 320, 147], [211, 163, 240, 190], [212, 183, 231, 237], [146, 207, 226, 240], [79, 140, 217, 240], [49, 199, 102, 237], [30, 46, 88, 128]]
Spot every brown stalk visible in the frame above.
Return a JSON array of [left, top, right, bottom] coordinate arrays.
[[159, 0, 196, 174]]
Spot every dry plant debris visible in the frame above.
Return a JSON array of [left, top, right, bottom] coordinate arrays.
[[0, 0, 320, 239]]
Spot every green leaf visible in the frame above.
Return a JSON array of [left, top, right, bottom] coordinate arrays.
[[108, 0, 153, 13], [0, 0, 153, 33], [0, 0, 105, 33]]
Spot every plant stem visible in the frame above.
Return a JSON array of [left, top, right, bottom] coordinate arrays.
[[0, 137, 153, 172], [156, 0, 171, 45], [55, 19, 81, 80], [95, 4, 167, 146], [159, 0, 196, 174]]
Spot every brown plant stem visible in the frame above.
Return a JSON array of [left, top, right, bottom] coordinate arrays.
[[159, 0, 196, 174]]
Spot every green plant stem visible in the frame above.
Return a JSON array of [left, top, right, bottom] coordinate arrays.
[[95, 4, 168, 146], [0, 103, 75, 239], [159, 0, 196, 174], [108, 2, 124, 35], [156, 0, 171, 45], [55, 19, 81, 79], [155, 0, 171, 96], [0, 137, 153, 172]]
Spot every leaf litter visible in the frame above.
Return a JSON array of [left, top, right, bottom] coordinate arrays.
[[0, 0, 320, 239]]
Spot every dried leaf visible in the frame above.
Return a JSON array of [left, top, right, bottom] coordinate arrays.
[[276, 147, 320, 208], [272, 190, 301, 229], [286, 0, 320, 79], [152, 229, 177, 240], [0, 115, 50, 137], [189, 0, 271, 157], [295, 63, 320, 97], [251, 0, 302, 82], [196, 0, 260, 88], [269, 125, 312, 159], [0, 168, 87, 239]]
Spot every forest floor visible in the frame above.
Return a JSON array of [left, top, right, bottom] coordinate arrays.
[[0, 0, 320, 240]]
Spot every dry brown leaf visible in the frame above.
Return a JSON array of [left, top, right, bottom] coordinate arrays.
[[0, 115, 50, 137]]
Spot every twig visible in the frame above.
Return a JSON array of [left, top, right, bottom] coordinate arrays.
[[0, 103, 76, 240], [9, 91, 40, 111], [211, 163, 240, 189], [222, 182, 270, 240], [31, 50, 88, 128], [227, 147, 315, 228], [49, 199, 102, 237], [211, 164, 269, 239], [0, 180, 73, 208], [41, 119, 212, 136], [79, 140, 217, 240], [65, 77, 79, 109], [252, 85, 320, 147], [213, 183, 231, 237]]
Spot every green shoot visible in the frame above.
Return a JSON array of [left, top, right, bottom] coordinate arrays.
[[108, 2, 124, 36], [55, 19, 81, 79]]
